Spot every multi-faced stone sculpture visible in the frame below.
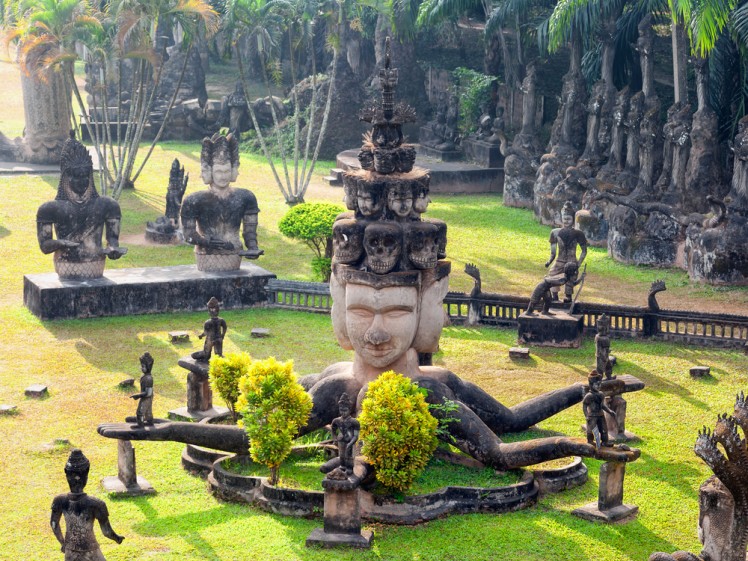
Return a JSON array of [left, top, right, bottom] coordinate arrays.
[[131, 352, 155, 427], [37, 135, 127, 279], [191, 297, 227, 361], [51, 450, 124, 560], [180, 133, 263, 271]]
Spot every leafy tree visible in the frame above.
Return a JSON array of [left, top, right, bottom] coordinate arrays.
[[278, 202, 343, 281], [209, 352, 252, 422], [359, 371, 438, 493], [235, 357, 312, 485], [223, 0, 343, 205]]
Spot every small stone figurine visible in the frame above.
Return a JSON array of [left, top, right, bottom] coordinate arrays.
[[131, 352, 155, 426], [595, 314, 615, 379], [583, 373, 615, 448], [191, 297, 227, 361], [545, 201, 588, 303], [526, 262, 586, 315], [329, 393, 360, 477], [51, 449, 124, 560]]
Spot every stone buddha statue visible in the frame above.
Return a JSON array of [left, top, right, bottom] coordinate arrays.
[[180, 133, 263, 271], [36, 135, 127, 279]]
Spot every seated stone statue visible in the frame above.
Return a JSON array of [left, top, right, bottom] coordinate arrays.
[[180, 133, 263, 271], [51, 449, 124, 560], [37, 135, 127, 279]]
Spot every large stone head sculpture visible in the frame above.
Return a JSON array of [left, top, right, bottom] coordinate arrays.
[[330, 262, 451, 363], [201, 133, 240, 189]]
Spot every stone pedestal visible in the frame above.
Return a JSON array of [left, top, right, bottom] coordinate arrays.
[[417, 143, 463, 162], [462, 138, 503, 168], [306, 479, 373, 549], [572, 461, 638, 522], [518, 310, 584, 348], [101, 440, 155, 496], [169, 357, 230, 422], [24, 262, 275, 320]]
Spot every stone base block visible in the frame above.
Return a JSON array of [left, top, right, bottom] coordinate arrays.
[[462, 138, 503, 168], [509, 347, 530, 359], [572, 502, 638, 523], [690, 366, 711, 378], [168, 406, 231, 422], [24, 262, 275, 320], [25, 384, 48, 397], [417, 144, 463, 162], [101, 475, 156, 496], [306, 529, 373, 549], [518, 310, 584, 348]]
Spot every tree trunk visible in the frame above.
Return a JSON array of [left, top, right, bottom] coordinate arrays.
[[19, 67, 70, 164]]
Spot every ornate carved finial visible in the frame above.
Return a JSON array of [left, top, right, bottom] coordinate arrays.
[[64, 449, 90, 475], [139, 352, 154, 372]]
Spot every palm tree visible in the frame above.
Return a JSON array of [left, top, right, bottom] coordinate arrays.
[[6, 0, 218, 197], [224, 0, 342, 205]]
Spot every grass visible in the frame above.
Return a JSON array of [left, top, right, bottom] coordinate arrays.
[[0, 48, 747, 561], [223, 450, 522, 495]]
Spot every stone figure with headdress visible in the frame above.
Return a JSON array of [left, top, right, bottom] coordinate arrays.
[[36, 134, 127, 279], [180, 133, 263, 271], [50, 449, 124, 560]]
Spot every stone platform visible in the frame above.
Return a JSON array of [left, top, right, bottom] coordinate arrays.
[[518, 309, 584, 348], [24, 262, 275, 320], [335, 148, 503, 194]]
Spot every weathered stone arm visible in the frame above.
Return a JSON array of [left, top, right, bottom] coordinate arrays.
[[97, 419, 249, 455], [37, 222, 78, 254], [240, 212, 263, 257], [103, 217, 127, 259]]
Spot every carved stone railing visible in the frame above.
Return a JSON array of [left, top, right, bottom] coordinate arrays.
[[265, 279, 332, 313], [265, 280, 748, 349]]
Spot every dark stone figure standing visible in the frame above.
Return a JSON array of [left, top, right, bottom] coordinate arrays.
[[131, 352, 155, 426], [595, 314, 614, 380], [330, 393, 360, 477], [192, 297, 226, 361], [526, 262, 586, 315], [50, 450, 124, 560], [37, 134, 127, 279], [545, 201, 588, 302], [583, 373, 615, 448]]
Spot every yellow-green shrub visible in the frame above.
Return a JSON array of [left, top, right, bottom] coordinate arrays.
[[235, 357, 313, 485], [210, 352, 252, 422], [359, 371, 438, 492]]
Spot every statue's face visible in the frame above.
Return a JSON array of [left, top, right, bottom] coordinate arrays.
[[357, 190, 383, 217], [208, 304, 219, 317], [345, 284, 419, 368], [562, 213, 574, 228], [211, 161, 233, 190], [388, 189, 413, 218], [413, 191, 430, 214], [67, 167, 91, 201], [65, 470, 88, 494]]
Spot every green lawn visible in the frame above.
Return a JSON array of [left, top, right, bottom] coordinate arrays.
[[0, 53, 747, 561]]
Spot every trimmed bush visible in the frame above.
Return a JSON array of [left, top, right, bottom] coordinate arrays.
[[235, 357, 313, 485], [209, 352, 252, 422], [359, 371, 439, 492], [278, 203, 343, 281]]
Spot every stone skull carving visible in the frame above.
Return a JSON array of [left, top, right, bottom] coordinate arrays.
[[406, 222, 439, 269], [363, 223, 402, 274], [333, 219, 365, 265], [342, 176, 359, 211], [358, 147, 375, 171], [373, 149, 397, 174]]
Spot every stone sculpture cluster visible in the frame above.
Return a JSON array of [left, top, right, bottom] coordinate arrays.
[[98, 39, 642, 475]]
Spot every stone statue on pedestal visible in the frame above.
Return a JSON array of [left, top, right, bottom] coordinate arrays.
[[131, 352, 155, 427], [181, 133, 263, 271], [37, 135, 127, 279]]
